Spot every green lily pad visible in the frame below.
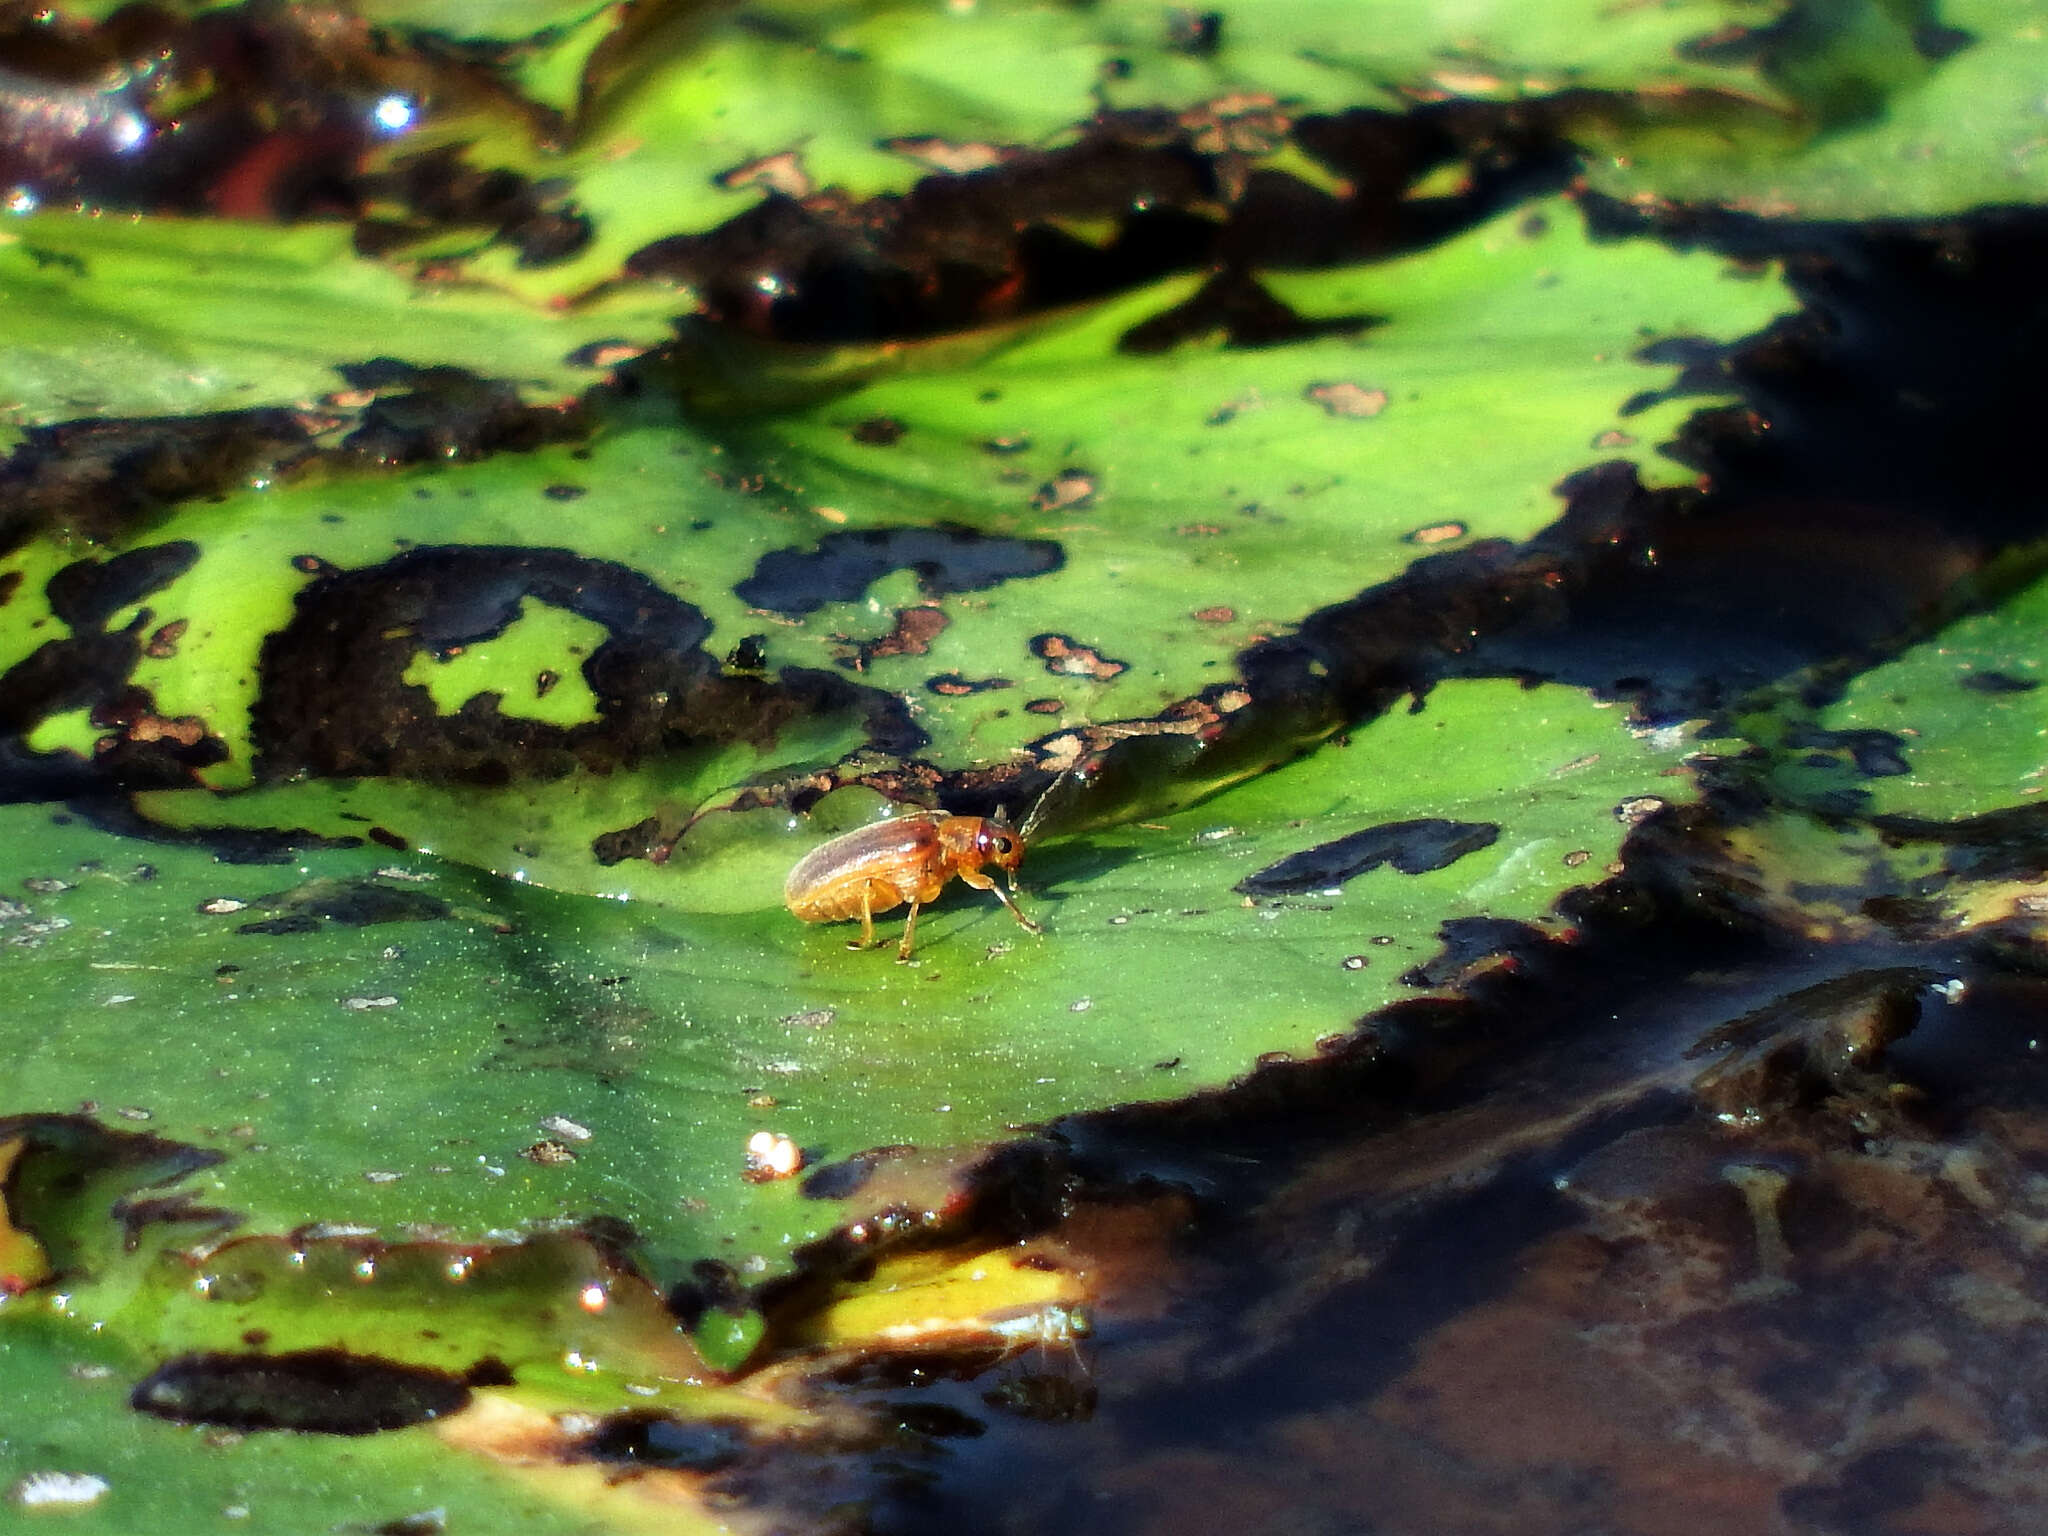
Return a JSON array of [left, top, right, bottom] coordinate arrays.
[[724, 196, 1785, 763], [0, 213, 682, 434], [1796, 566, 2048, 823], [340, 0, 1810, 303], [2, 198, 1788, 872], [1591, 0, 2048, 218], [0, 677, 1703, 1292], [0, 1313, 634, 1536]]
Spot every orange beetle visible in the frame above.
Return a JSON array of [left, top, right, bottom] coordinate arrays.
[[784, 809, 1041, 961]]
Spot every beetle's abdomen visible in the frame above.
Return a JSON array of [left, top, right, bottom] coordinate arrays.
[[784, 817, 941, 924]]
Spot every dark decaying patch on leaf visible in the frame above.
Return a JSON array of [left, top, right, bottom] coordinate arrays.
[[1236, 818, 1502, 896], [1165, 7, 1225, 56], [226, 876, 454, 936], [735, 525, 1063, 616], [1399, 916, 1550, 988], [591, 814, 668, 868], [625, 133, 1220, 341], [950, 461, 1677, 829], [799, 1145, 919, 1202], [354, 145, 594, 270], [1865, 802, 2048, 886], [0, 1114, 230, 1273], [1118, 270, 1379, 353], [251, 545, 920, 781], [0, 545, 239, 796], [0, 411, 319, 555], [1783, 725, 1912, 778], [130, 1348, 476, 1434], [44, 543, 199, 631], [625, 95, 1571, 344], [849, 416, 907, 446], [0, 373, 585, 560], [1618, 335, 1739, 418], [571, 1410, 753, 1472], [330, 361, 589, 466], [1959, 670, 2038, 694], [0, 0, 1573, 348], [1, 622, 140, 739]]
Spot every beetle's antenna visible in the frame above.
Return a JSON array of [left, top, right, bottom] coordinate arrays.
[[1017, 760, 1090, 841]]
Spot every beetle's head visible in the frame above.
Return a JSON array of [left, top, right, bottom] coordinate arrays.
[[976, 810, 1026, 873]]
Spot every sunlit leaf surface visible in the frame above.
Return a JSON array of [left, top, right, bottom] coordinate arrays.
[[3, 0, 2046, 1528]]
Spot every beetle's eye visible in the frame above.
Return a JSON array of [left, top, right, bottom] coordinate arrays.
[[993, 835, 1014, 856]]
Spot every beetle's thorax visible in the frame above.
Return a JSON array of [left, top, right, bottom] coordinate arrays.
[[936, 815, 988, 866]]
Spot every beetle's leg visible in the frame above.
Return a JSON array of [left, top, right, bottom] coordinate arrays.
[[849, 885, 877, 950], [896, 900, 922, 962], [997, 879, 1044, 936], [961, 868, 1042, 935]]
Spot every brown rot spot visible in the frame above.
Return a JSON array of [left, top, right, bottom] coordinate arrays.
[[1236, 818, 1502, 896], [290, 554, 339, 577], [1403, 521, 1468, 546], [143, 619, 188, 658], [70, 683, 229, 781], [0, 570, 22, 607], [880, 136, 1014, 173], [1192, 605, 1236, 623], [1305, 381, 1389, 418], [122, 713, 207, 747], [534, 668, 560, 698], [367, 827, 407, 852], [714, 149, 814, 197], [1030, 634, 1129, 682], [522, 1139, 576, 1165], [840, 605, 948, 671], [131, 1348, 474, 1435], [1030, 470, 1097, 512], [1024, 698, 1065, 715], [542, 484, 587, 501], [850, 416, 907, 446], [1176, 522, 1225, 537], [981, 435, 1033, 455], [927, 673, 1014, 696], [1592, 429, 1638, 449], [565, 338, 652, 370]]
